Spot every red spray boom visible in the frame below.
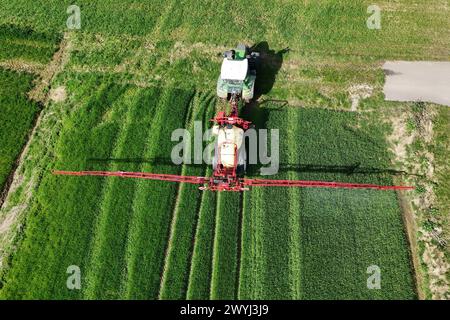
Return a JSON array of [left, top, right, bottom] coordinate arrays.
[[53, 170, 414, 191], [53, 92, 414, 192]]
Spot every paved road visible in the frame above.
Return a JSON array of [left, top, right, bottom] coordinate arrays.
[[383, 61, 450, 106]]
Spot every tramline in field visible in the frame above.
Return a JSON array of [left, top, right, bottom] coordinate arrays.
[[54, 44, 414, 192]]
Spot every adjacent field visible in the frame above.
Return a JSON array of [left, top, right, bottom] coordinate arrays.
[[0, 24, 60, 66], [0, 25, 59, 196], [1, 1, 448, 109], [0, 70, 39, 192]]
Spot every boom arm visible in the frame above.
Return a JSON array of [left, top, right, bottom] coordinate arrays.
[[242, 178, 414, 190], [53, 170, 414, 191]]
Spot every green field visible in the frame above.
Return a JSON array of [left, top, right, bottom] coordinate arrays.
[[0, 70, 38, 191], [1, 0, 448, 300], [0, 74, 415, 299]]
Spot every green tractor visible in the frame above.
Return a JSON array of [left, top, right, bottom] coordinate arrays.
[[217, 44, 260, 102]]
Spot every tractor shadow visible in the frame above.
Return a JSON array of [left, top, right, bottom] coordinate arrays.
[[275, 163, 420, 177], [245, 160, 421, 179], [87, 157, 420, 178], [250, 41, 290, 100], [86, 157, 206, 169]]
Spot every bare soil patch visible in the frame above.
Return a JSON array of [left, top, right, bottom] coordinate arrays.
[[348, 84, 373, 111], [49, 86, 67, 103]]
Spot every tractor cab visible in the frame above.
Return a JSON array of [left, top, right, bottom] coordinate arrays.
[[217, 44, 259, 102]]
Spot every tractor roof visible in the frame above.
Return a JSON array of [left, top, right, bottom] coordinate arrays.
[[220, 58, 248, 81]]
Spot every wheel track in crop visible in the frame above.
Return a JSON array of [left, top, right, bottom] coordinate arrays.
[[157, 171, 184, 299], [207, 102, 225, 300], [186, 172, 215, 299], [209, 191, 222, 299], [235, 191, 244, 299], [180, 95, 216, 298], [286, 108, 302, 298], [239, 185, 265, 298], [207, 98, 246, 299], [81, 86, 177, 299], [185, 97, 219, 299], [150, 0, 177, 38], [237, 192, 248, 299], [158, 168, 206, 299], [158, 92, 196, 299], [122, 89, 172, 299], [210, 191, 243, 299], [182, 197, 205, 296]]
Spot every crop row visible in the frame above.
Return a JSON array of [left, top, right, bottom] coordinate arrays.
[[209, 191, 242, 299], [0, 80, 129, 298], [114, 87, 194, 299], [238, 107, 300, 299], [82, 87, 162, 299], [186, 181, 217, 299]]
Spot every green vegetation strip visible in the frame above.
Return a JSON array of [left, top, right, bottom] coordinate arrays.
[[238, 108, 298, 299], [210, 192, 242, 299], [186, 183, 217, 300], [0, 24, 60, 64], [0, 81, 129, 298]]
